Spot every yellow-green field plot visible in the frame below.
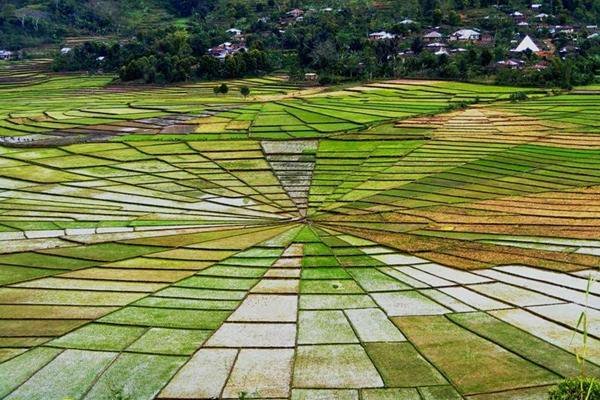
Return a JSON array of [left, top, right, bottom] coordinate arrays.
[[0, 73, 547, 142]]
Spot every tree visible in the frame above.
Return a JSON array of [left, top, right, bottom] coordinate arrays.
[[213, 85, 221, 95], [411, 37, 424, 54], [448, 11, 461, 26], [509, 92, 529, 102], [0, 4, 16, 23], [169, 0, 215, 17], [480, 48, 493, 66], [432, 8, 443, 25], [240, 86, 251, 98], [219, 83, 229, 94]]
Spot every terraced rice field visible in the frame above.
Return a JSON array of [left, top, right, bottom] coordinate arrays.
[[0, 73, 599, 400]]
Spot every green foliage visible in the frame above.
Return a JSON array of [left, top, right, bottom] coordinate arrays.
[[213, 83, 230, 95], [51, 24, 274, 83], [509, 92, 529, 102], [219, 83, 229, 94], [109, 387, 131, 400], [240, 85, 250, 97], [548, 377, 600, 400]]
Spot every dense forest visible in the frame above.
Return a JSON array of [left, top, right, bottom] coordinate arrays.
[[1, 0, 599, 87]]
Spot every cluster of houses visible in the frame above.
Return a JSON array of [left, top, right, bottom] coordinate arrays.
[[284, 8, 305, 23], [403, 27, 556, 69], [176, 4, 598, 67], [207, 41, 248, 59], [206, 7, 319, 60], [207, 27, 248, 60], [504, 4, 598, 35], [366, 3, 599, 71], [372, 27, 495, 58]]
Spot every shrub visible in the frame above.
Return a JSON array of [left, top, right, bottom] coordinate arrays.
[[213, 83, 229, 95], [447, 100, 471, 111], [549, 377, 600, 400], [509, 92, 528, 102], [240, 86, 250, 98]]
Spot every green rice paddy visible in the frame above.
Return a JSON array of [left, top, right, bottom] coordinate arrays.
[[0, 70, 599, 399]]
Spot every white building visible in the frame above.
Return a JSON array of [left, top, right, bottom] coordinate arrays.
[[226, 28, 242, 36], [511, 35, 541, 53], [497, 59, 525, 69], [450, 29, 481, 41], [0, 50, 13, 60], [369, 31, 396, 40], [287, 9, 304, 18], [208, 42, 248, 59], [423, 30, 444, 42], [426, 42, 447, 52]]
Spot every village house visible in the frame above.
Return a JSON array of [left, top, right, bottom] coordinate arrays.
[[480, 32, 494, 44], [555, 25, 575, 35], [510, 11, 527, 23], [208, 42, 247, 59], [426, 42, 447, 53], [423, 30, 444, 43], [226, 28, 242, 37], [0, 50, 13, 60], [559, 45, 580, 58], [280, 8, 304, 25], [450, 29, 481, 42], [497, 59, 525, 69], [369, 31, 396, 41], [287, 9, 304, 19], [510, 35, 542, 54], [531, 60, 549, 70]]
